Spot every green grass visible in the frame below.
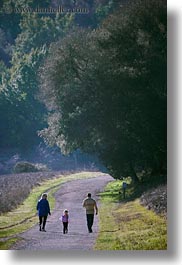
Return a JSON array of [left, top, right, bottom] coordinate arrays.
[[0, 171, 103, 249], [95, 180, 167, 250], [0, 237, 18, 250]]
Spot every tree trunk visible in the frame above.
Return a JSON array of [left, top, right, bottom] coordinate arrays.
[[129, 162, 139, 183]]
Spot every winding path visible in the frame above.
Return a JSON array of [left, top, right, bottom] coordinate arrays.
[[12, 174, 113, 250]]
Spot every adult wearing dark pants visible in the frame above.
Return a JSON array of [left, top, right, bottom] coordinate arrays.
[[83, 193, 98, 233], [36, 193, 51, 232]]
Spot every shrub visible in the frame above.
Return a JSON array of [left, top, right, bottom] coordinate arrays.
[[13, 161, 48, 173], [140, 185, 167, 217]]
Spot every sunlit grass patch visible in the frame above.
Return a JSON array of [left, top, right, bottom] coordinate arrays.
[[114, 200, 167, 250], [0, 237, 18, 250], [95, 180, 167, 250]]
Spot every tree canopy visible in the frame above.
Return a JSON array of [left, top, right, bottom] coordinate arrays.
[[0, 0, 118, 152], [39, 0, 167, 181], [0, 0, 167, 181], [0, 0, 74, 150]]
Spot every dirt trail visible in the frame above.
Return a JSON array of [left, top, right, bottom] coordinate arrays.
[[12, 174, 113, 250]]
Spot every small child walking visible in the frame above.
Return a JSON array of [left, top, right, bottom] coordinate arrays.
[[61, 209, 69, 234]]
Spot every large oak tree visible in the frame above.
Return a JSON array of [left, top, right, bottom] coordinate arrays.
[[40, 0, 167, 181]]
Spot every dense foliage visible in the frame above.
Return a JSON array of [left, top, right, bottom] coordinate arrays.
[[39, 0, 167, 181], [0, 0, 167, 182], [0, 1, 73, 150], [0, 0, 115, 151]]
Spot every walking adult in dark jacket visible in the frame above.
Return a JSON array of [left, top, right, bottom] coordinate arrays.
[[37, 193, 51, 232]]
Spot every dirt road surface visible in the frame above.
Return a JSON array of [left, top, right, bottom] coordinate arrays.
[[12, 174, 113, 250]]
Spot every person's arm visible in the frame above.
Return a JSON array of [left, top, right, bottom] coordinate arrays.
[[95, 201, 98, 215], [36, 201, 40, 211], [47, 201, 51, 215], [82, 199, 86, 208]]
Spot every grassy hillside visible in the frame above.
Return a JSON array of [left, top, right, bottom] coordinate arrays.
[[95, 180, 167, 250]]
